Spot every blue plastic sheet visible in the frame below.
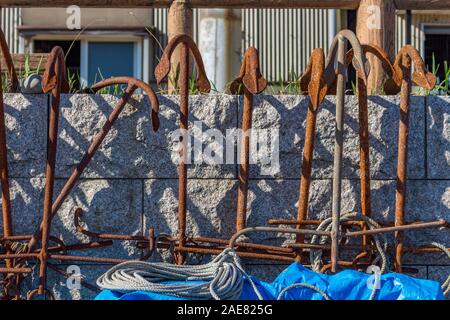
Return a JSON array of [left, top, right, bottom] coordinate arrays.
[[95, 262, 445, 300]]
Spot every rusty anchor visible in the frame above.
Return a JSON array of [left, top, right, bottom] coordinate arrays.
[[155, 34, 211, 264], [230, 47, 267, 232]]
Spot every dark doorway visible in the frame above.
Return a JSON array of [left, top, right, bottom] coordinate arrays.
[[34, 40, 81, 90], [424, 34, 450, 83]]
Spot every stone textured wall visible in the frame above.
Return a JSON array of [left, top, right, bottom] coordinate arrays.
[[0, 93, 448, 300]]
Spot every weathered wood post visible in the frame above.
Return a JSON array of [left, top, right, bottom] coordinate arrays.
[[356, 0, 395, 94], [168, 0, 193, 93]]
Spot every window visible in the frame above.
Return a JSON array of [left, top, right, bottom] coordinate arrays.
[[424, 26, 450, 83], [86, 42, 135, 84], [33, 36, 145, 91], [34, 40, 81, 89], [81, 40, 142, 88]]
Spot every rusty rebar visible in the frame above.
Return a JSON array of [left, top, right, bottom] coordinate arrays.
[[230, 47, 267, 232], [0, 29, 21, 272], [345, 44, 395, 262], [387, 45, 436, 272], [47, 264, 100, 294], [0, 52, 13, 270], [293, 48, 327, 262], [26, 77, 159, 255], [344, 219, 446, 237], [155, 34, 210, 264], [36, 46, 69, 296], [74, 208, 156, 258]]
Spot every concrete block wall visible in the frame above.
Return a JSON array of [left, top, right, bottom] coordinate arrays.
[[0, 93, 448, 300]]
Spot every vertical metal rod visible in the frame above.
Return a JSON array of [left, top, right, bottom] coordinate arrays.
[[331, 35, 346, 273], [394, 55, 412, 273], [176, 42, 189, 265], [357, 70, 371, 256], [0, 29, 17, 271], [236, 88, 252, 232], [38, 60, 63, 296], [0, 70, 13, 269], [295, 100, 318, 262]]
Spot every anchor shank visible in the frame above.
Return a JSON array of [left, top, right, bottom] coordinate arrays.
[[331, 36, 347, 273]]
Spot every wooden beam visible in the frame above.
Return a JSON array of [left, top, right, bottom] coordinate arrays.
[[167, 0, 192, 93], [1, 53, 48, 73], [394, 0, 450, 10], [0, 0, 450, 9], [356, 0, 396, 94], [0, 0, 362, 9]]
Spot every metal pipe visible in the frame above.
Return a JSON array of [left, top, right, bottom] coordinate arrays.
[[330, 34, 346, 273]]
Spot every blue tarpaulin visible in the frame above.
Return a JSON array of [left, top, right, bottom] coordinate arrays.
[[95, 262, 445, 300]]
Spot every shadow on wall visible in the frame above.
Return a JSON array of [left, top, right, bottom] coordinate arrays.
[[0, 94, 448, 265]]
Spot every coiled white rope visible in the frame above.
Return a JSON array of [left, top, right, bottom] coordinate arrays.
[[96, 215, 448, 300], [430, 242, 450, 297], [97, 248, 263, 300]]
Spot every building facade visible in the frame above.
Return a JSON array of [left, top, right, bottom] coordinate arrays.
[[1, 7, 450, 89]]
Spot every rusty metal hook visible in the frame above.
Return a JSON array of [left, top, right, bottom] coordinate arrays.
[[293, 48, 328, 262], [384, 44, 436, 95], [388, 45, 436, 273], [345, 44, 394, 263], [35, 46, 69, 297], [88, 76, 160, 131], [324, 29, 368, 88], [155, 34, 211, 93], [230, 47, 267, 95], [155, 34, 210, 265], [27, 77, 159, 258], [230, 47, 267, 233]]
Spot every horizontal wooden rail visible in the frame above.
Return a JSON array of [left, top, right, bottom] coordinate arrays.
[[0, 0, 449, 10]]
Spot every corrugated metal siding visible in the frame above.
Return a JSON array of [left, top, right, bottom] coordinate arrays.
[[2, 8, 448, 82], [153, 8, 330, 83], [0, 8, 21, 53], [396, 12, 450, 57], [242, 8, 330, 82]]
